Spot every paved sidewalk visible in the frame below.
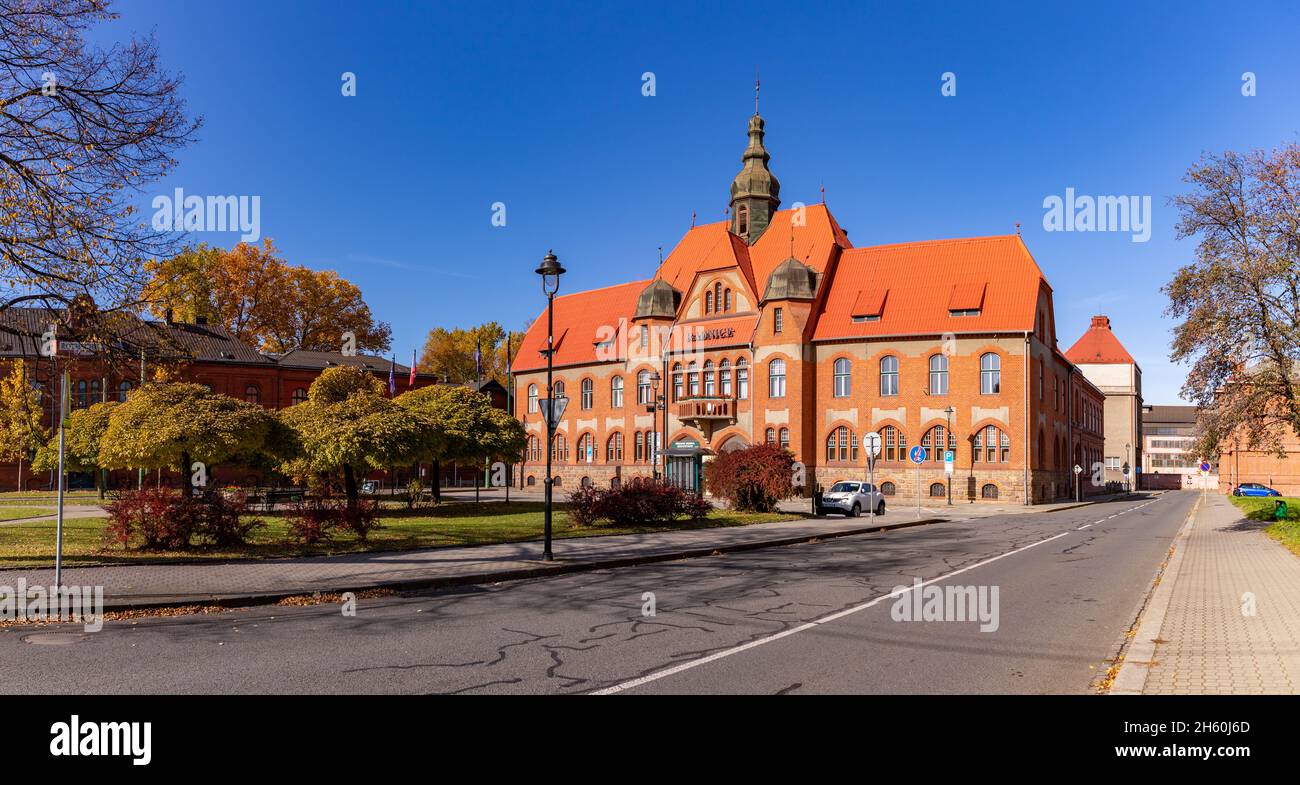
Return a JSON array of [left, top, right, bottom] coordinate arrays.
[[1140, 494, 1300, 694]]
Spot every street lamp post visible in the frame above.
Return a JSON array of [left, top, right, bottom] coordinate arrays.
[[649, 371, 662, 480], [944, 405, 955, 506], [1125, 442, 1132, 493], [535, 250, 565, 562]]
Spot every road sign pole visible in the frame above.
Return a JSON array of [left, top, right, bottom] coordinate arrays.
[[55, 369, 67, 589]]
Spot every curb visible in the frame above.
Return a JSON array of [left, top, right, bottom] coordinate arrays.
[[1108, 494, 1201, 695], [89, 515, 949, 613]]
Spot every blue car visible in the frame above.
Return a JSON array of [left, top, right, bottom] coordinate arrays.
[[1233, 483, 1281, 497]]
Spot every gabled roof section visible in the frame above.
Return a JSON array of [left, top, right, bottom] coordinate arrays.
[[512, 280, 650, 373], [813, 235, 1045, 341], [655, 222, 755, 294], [749, 204, 850, 295], [275, 349, 416, 374], [1064, 315, 1136, 365]]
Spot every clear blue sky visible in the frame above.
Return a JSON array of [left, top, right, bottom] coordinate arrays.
[[99, 0, 1300, 403]]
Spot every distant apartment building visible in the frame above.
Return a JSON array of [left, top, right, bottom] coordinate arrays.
[[1141, 404, 1214, 490], [1065, 315, 1142, 489]]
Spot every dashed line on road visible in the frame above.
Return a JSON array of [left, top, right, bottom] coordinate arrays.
[[1077, 524, 1092, 530], [591, 492, 1175, 695]]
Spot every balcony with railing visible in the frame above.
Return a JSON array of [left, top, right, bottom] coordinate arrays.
[[675, 396, 736, 422]]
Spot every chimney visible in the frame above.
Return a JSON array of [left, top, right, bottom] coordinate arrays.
[[164, 307, 174, 325], [196, 315, 208, 325]]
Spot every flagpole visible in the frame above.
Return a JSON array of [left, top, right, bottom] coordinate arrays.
[[55, 368, 67, 588]]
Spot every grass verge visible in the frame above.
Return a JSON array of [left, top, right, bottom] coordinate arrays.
[[0, 501, 804, 567], [1228, 495, 1300, 557]]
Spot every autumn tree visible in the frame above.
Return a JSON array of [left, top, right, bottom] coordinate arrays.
[[143, 241, 391, 353], [277, 366, 424, 510], [0, 0, 199, 324], [98, 383, 274, 484], [1165, 144, 1300, 458], [418, 321, 525, 385], [33, 400, 115, 498], [396, 384, 527, 498], [0, 361, 49, 491]]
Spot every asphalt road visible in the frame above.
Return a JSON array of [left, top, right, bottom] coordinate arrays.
[[0, 491, 1193, 694]]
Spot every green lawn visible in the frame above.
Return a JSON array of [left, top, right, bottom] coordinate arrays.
[[0, 506, 55, 521], [1227, 495, 1300, 557], [0, 490, 99, 502], [0, 501, 804, 567]]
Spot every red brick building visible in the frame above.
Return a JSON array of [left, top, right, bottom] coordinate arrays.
[[511, 109, 1107, 504], [0, 308, 458, 491]]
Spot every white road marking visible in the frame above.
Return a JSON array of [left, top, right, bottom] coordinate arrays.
[[591, 492, 1175, 695], [592, 530, 1072, 695], [1077, 524, 1092, 530]]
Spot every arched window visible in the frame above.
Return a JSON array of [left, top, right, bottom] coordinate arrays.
[[720, 359, 732, 397], [981, 483, 999, 499], [929, 482, 947, 498], [553, 380, 566, 400], [636, 370, 650, 404], [765, 427, 776, 445], [881, 481, 896, 496], [714, 282, 722, 312], [292, 387, 308, 405], [578, 433, 595, 463], [581, 378, 593, 410], [880, 356, 899, 396], [833, 358, 851, 397], [768, 358, 786, 398], [526, 435, 539, 462], [738, 204, 749, 235], [117, 381, 132, 402], [552, 433, 568, 463], [245, 384, 260, 404], [687, 362, 700, 397], [672, 363, 683, 401], [736, 358, 749, 399], [973, 425, 1010, 463], [883, 425, 907, 462], [528, 384, 538, 413], [779, 427, 790, 450], [527, 475, 537, 487], [928, 354, 949, 395], [980, 353, 1001, 394], [703, 360, 715, 396], [922, 425, 954, 462], [724, 289, 732, 312], [89, 379, 102, 404], [611, 376, 624, 408], [826, 426, 858, 462], [607, 432, 623, 462], [75, 379, 87, 408], [705, 290, 713, 313], [1037, 429, 1045, 468], [581, 476, 592, 488]]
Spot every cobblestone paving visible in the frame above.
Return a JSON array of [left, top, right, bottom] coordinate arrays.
[[1145, 494, 1300, 694]]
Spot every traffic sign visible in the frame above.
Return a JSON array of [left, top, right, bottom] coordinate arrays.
[[864, 431, 882, 458], [1073, 464, 1082, 475], [909, 445, 926, 464], [1199, 461, 1210, 473], [943, 449, 954, 475]]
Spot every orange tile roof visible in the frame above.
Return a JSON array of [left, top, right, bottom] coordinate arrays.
[[1064, 315, 1136, 365], [512, 280, 650, 373], [812, 235, 1046, 341], [850, 288, 888, 318]]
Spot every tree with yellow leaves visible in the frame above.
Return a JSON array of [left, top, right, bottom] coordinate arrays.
[[0, 362, 49, 491]]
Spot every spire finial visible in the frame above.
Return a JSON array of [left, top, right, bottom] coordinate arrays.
[[1015, 221, 1021, 236], [820, 182, 825, 205], [755, 68, 760, 114], [658, 245, 663, 264], [690, 210, 696, 228]]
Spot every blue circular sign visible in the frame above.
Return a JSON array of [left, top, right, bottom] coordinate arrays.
[[1200, 462, 1210, 472], [909, 445, 927, 464]]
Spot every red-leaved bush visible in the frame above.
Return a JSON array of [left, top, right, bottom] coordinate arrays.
[[567, 480, 711, 526], [703, 443, 796, 512], [103, 488, 263, 550], [285, 497, 382, 544]]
